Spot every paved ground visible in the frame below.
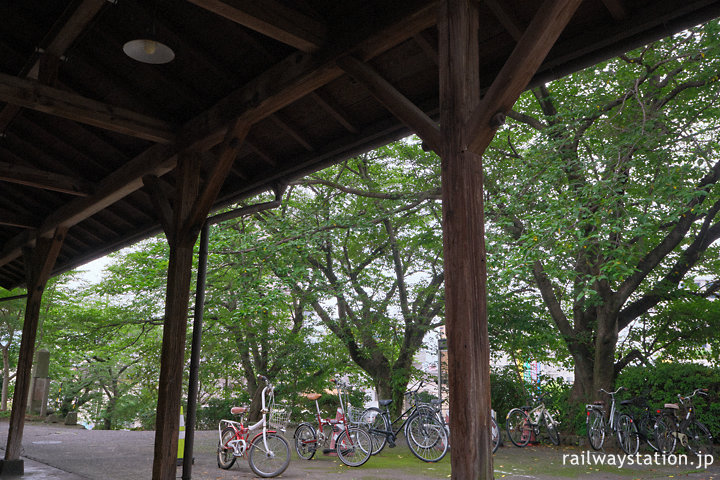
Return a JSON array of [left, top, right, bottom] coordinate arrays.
[[0, 421, 718, 479]]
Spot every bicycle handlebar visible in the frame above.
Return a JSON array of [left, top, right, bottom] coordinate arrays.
[[598, 386, 626, 396], [679, 388, 708, 402]]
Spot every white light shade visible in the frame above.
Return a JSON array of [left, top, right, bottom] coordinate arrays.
[[123, 39, 175, 64]]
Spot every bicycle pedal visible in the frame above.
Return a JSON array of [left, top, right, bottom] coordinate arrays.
[[388, 441, 396, 448]]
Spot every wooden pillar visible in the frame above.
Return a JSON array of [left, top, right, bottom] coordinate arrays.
[[152, 151, 201, 480], [151, 120, 250, 480], [438, 0, 491, 479], [1, 228, 66, 475]]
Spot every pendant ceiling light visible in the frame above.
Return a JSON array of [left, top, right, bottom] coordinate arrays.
[[123, 2, 174, 64], [123, 37, 174, 64]]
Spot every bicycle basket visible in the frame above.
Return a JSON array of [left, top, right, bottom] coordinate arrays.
[[345, 406, 364, 425], [269, 409, 291, 431]]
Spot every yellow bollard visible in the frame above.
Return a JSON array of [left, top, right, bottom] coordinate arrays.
[[177, 406, 185, 466]]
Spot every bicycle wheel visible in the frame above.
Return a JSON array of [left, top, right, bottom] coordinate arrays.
[[655, 413, 677, 454], [491, 416, 500, 453], [217, 426, 237, 469], [616, 414, 639, 454], [406, 413, 448, 462], [506, 409, 532, 447], [335, 426, 372, 467], [544, 411, 560, 446], [293, 423, 317, 460], [586, 408, 605, 450], [684, 421, 713, 456], [638, 413, 659, 452], [248, 433, 291, 478], [360, 407, 388, 455]]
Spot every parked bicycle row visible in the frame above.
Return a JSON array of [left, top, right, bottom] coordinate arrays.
[[215, 376, 714, 478], [503, 385, 714, 458]]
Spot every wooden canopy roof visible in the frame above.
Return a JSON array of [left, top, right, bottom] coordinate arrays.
[[1, 0, 719, 289]]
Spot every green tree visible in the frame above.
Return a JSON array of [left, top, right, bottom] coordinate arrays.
[[225, 142, 446, 414], [485, 21, 720, 401]]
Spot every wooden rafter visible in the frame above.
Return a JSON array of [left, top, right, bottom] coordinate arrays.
[[187, 0, 326, 52], [0, 0, 106, 133], [337, 56, 441, 153], [0, 211, 36, 229], [483, 0, 524, 41], [270, 114, 314, 151], [0, 73, 176, 144], [0, 161, 91, 196], [602, 0, 629, 21], [310, 92, 358, 133]]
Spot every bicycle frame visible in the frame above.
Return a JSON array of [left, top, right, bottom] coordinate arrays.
[[218, 381, 278, 458], [659, 389, 707, 446]]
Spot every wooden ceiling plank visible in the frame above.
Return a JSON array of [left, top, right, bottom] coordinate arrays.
[[187, 0, 326, 52], [602, 0, 629, 21], [247, 139, 279, 167], [337, 56, 441, 153], [270, 114, 315, 151], [310, 92, 358, 133], [483, 0, 524, 41], [466, 0, 584, 154], [0, 161, 92, 196], [0, 73, 176, 144]]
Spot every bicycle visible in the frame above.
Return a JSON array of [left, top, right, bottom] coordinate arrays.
[[360, 383, 448, 462], [293, 377, 372, 467], [622, 395, 660, 452], [654, 388, 714, 456], [216, 375, 291, 478], [506, 393, 560, 447], [586, 387, 639, 455]]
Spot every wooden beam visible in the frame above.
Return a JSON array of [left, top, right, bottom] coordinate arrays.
[[0, 161, 91, 196], [438, 0, 490, 478], [337, 56, 441, 153], [0, 73, 176, 144], [0, 0, 107, 132], [466, 0, 583, 155], [602, 0, 629, 21], [187, 0, 326, 53], [142, 175, 174, 241], [483, 0, 524, 41], [310, 92, 358, 133], [4, 228, 67, 468], [413, 32, 439, 65]]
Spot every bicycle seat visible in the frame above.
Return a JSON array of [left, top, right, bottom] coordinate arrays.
[[230, 407, 247, 415], [620, 400, 634, 405], [664, 403, 679, 410], [521, 406, 533, 410], [304, 393, 322, 401], [379, 399, 393, 407], [593, 401, 604, 406], [430, 399, 442, 405]]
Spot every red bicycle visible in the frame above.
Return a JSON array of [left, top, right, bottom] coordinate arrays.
[[293, 377, 372, 467], [216, 375, 291, 477]]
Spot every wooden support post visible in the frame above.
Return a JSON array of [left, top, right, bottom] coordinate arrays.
[[438, 0, 491, 479], [152, 122, 250, 480], [1, 227, 67, 475], [152, 151, 201, 480]]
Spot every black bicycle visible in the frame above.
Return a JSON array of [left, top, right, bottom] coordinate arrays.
[[360, 386, 448, 462], [655, 388, 713, 456], [622, 396, 660, 452]]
